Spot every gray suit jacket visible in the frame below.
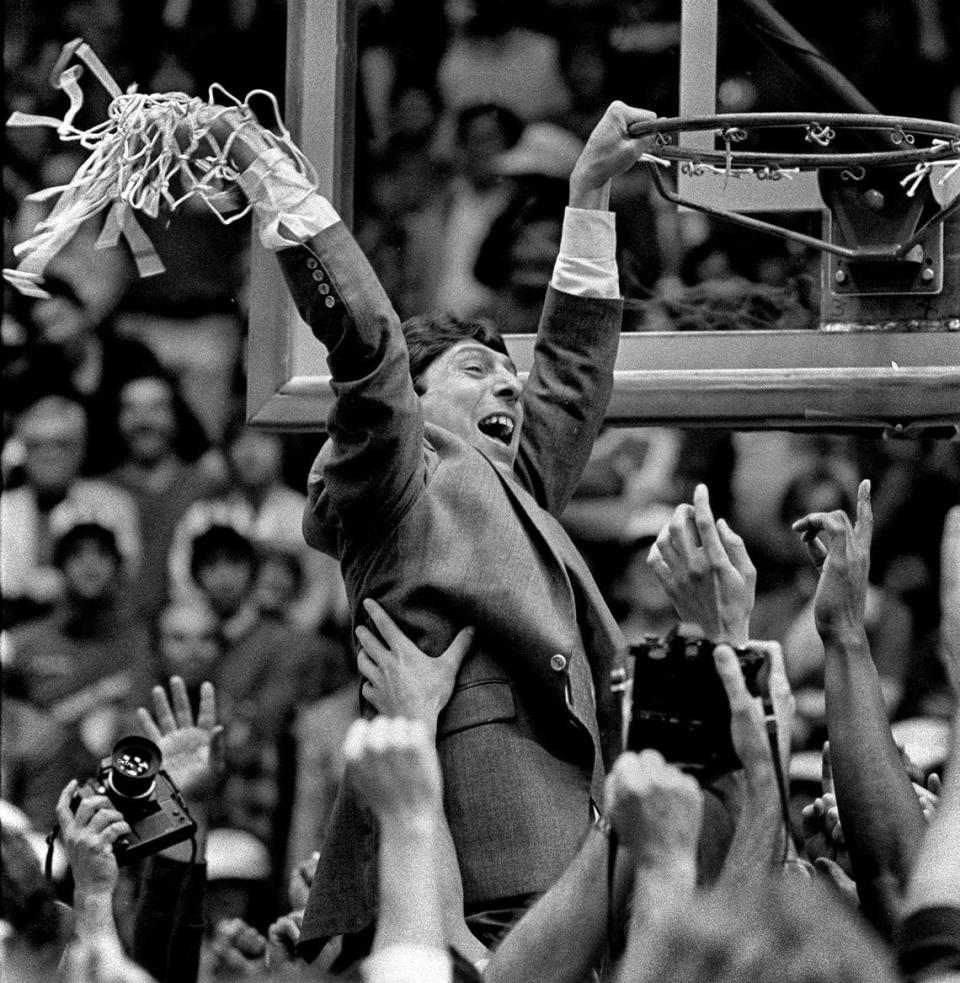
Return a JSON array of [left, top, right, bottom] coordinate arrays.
[[277, 221, 626, 953]]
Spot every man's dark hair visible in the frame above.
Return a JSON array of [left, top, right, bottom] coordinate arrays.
[[402, 313, 510, 394], [189, 524, 258, 584], [52, 521, 122, 570]]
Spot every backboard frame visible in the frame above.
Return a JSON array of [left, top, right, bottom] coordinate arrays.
[[246, 0, 960, 434]]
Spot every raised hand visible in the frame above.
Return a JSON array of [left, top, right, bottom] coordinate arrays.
[[801, 743, 853, 875], [569, 100, 658, 209], [342, 716, 443, 828], [792, 479, 872, 640], [647, 484, 756, 646], [604, 749, 703, 866], [355, 598, 474, 737], [136, 677, 223, 804], [712, 643, 779, 793]]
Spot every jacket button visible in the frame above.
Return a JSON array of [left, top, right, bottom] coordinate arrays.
[[324, 296, 336, 308], [306, 258, 318, 269], [312, 269, 325, 282], [318, 282, 330, 295], [550, 653, 568, 672]]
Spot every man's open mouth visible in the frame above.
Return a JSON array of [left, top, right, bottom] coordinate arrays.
[[477, 413, 515, 446]]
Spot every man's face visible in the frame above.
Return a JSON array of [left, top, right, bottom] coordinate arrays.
[[228, 431, 282, 491], [118, 378, 176, 465], [418, 340, 523, 471], [20, 415, 86, 495], [196, 555, 255, 618], [159, 605, 221, 687], [61, 540, 121, 602]]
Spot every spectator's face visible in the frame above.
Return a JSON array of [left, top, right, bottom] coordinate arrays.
[[196, 555, 255, 618], [159, 606, 220, 686], [418, 340, 523, 470], [61, 540, 121, 602], [118, 378, 177, 464], [254, 554, 301, 617], [20, 414, 86, 495], [228, 431, 282, 491], [462, 113, 510, 187]]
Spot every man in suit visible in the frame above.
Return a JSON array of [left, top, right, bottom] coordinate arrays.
[[215, 101, 745, 960]]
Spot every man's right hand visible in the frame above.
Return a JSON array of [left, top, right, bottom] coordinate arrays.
[[791, 478, 872, 642], [56, 780, 130, 902], [343, 717, 443, 829], [604, 749, 703, 867], [568, 100, 658, 210]]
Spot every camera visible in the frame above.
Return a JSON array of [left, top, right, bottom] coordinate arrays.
[[611, 633, 769, 776], [71, 735, 196, 866]]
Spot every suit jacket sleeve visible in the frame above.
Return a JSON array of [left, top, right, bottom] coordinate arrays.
[[514, 286, 623, 515], [275, 222, 425, 536]]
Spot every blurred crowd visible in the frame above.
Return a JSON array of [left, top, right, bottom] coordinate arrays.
[[2, 1, 960, 981]]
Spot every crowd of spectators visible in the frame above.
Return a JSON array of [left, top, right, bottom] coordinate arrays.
[[2, 1, 959, 982]]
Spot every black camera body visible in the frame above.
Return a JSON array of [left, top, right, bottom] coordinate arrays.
[[71, 735, 196, 866], [617, 634, 769, 776]]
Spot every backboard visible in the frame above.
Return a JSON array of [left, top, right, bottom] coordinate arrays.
[[246, 0, 960, 434]]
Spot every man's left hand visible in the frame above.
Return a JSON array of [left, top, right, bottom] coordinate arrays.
[[568, 101, 657, 209]]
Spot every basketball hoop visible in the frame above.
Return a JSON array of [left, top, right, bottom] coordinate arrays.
[[629, 112, 960, 265]]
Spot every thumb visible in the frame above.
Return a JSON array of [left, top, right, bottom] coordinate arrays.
[[440, 626, 475, 672]]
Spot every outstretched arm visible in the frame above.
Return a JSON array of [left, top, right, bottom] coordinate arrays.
[[516, 101, 656, 514], [793, 480, 924, 937], [612, 750, 703, 983], [344, 717, 454, 983], [208, 111, 424, 537], [132, 677, 223, 983], [714, 640, 796, 882]]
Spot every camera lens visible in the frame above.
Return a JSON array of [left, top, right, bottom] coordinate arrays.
[[108, 736, 162, 799]]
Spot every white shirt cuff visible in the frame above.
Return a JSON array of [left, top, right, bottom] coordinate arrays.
[[237, 147, 341, 250], [550, 206, 619, 299], [362, 945, 452, 983]]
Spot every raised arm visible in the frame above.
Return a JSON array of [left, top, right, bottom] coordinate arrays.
[[793, 480, 924, 937], [515, 101, 655, 513], [344, 717, 453, 983], [648, 483, 756, 646], [212, 112, 424, 537], [132, 677, 222, 983]]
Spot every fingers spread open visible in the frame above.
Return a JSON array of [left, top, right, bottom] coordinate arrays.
[[197, 680, 217, 731], [355, 625, 387, 662], [137, 707, 163, 743], [361, 598, 405, 648], [151, 685, 177, 734], [441, 626, 475, 668], [169, 675, 194, 728]]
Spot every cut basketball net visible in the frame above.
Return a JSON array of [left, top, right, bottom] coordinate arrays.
[[4, 38, 315, 299]]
